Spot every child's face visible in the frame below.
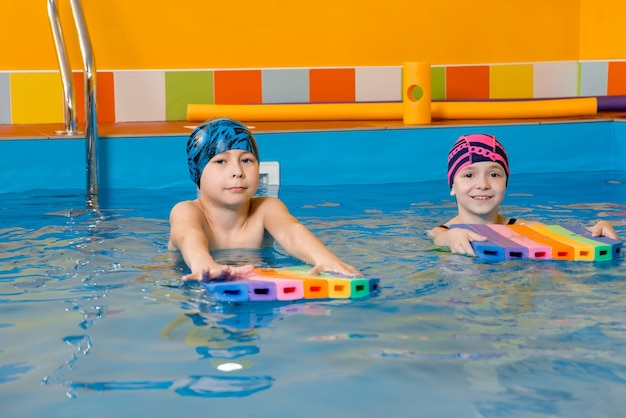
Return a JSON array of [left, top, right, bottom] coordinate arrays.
[[199, 149, 259, 204], [450, 161, 507, 220]]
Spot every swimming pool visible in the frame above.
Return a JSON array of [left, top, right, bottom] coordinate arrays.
[[1, 120, 626, 417]]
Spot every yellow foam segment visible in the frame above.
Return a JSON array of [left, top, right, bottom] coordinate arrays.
[[327, 278, 353, 299], [528, 225, 596, 261], [545, 225, 612, 261], [187, 97, 597, 122]]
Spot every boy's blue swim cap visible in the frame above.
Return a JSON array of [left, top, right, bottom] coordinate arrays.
[[187, 118, 260, 187]]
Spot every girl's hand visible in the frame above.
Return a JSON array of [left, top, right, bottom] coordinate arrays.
[[436, 227, 488, 256], [590, 220, 619, 240]]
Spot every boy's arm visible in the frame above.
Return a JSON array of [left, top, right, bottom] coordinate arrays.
[[169, 201, 252, 281], [261, 198, 361, 277]]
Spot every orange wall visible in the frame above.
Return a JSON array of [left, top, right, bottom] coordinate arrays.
[[3, 0, 624, 72], [579, 0, 626, 60]]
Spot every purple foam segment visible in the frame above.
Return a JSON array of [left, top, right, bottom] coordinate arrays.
[[244, 280, 278, 301], [248, 277, 304, 301], [596, 95, 626, 112], [454, 224, 529, 259], [449, 224, 505, 260], [559, 224, 623, 258], [201, 281, 250, 302], [487, 224, 552, 260]]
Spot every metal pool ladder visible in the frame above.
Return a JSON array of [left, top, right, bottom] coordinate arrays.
[[47, 0, 99, 209]]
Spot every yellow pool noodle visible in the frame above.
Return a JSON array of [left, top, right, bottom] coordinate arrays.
[[431, 97, 598, 120], [187, 102, 403, 122], [187, 97, 598, 122]]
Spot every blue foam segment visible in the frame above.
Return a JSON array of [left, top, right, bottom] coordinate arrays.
[[473, 241, 507, 260], [201, 281, 250, 302], [463, 224, 529, 259], [368, 278, 381, 293], [449, 224, 506, 260], [559, 224, 623, 258]]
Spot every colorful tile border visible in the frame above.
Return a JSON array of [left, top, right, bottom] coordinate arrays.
[[2, 60, 626, 124]]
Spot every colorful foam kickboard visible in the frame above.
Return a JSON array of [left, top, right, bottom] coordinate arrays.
[[201, 267, 380, 303], [450, 224, 623, 261]]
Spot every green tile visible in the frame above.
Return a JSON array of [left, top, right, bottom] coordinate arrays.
[[165, 71, 213, 121], [431, 67, 446, 100]]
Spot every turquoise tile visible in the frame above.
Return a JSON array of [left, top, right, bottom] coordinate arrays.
[[262, 69, 309, 103], [579, 61, 608, 97]]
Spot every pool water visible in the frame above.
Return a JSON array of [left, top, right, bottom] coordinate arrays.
[[1, 171, 625, 417]]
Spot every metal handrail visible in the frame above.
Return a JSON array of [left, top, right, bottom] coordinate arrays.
[[47, 0, 100, 210], [47, 0, 79, 135]]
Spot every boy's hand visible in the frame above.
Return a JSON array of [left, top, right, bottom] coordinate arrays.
[[182, 264, 255, 282], [307, 259, 362, 277]]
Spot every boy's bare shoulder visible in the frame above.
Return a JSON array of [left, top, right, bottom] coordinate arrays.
[[170, 199, 203, 216], [251, 196, 285, 208], [250, 196, 290, 219]]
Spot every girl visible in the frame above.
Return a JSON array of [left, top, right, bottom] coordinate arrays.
[[428, 133, 618, 255]]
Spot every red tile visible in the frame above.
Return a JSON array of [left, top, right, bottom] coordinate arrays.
[[607, 62, 626, 95], [446, 66, 490, 100], [214, 70, 262, 104], [73, 71, 116, 123], [309, 68, 355, 103]]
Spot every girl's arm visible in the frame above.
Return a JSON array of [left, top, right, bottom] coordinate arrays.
[[427, 225, 487, 255]]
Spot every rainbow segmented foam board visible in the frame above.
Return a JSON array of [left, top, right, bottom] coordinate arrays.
[[450, 224, 622, 262], [201, 267, 380, 302]]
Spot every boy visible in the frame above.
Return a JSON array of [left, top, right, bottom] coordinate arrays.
[[168, 118, 361, 281], [428, 133, 618, 255]]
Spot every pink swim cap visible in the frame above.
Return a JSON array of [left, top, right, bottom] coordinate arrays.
[[447, 134, 509, 187]]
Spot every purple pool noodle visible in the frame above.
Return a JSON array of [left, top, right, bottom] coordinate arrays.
[[432, 95, 626, 112], [596, 95, 626, 112]]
